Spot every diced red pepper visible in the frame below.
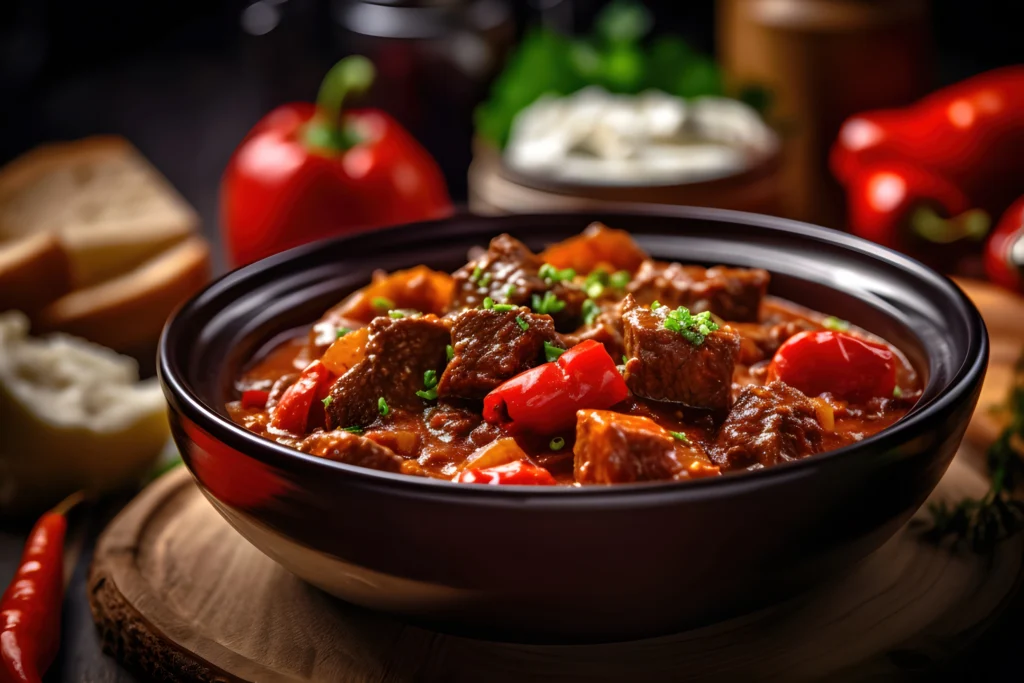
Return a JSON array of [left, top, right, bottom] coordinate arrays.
[[483, 340, 629, 435], [454, 460, 557, 486], [767, 331, 897, 403], [241, 389, 271, 410], [270, 360, 335, 433]]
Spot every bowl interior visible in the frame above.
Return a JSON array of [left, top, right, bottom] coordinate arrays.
[[162, 207, 981, 483]]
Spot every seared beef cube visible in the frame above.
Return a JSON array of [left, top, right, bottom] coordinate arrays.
[[439, 308, 558, 399], [627, 260, 769, 322], [297, 430, 404, 473], [714, 381, 825, 469], [621, 295, 740, 411], [574, 410, 718, 484], [449, 234, 586, 330], [325, 316, 451, 428]]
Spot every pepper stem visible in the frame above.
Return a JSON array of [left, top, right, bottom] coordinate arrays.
[[50, 490, 86, 516], [910, 205, 991, 244], [303, 55, 376, 153]]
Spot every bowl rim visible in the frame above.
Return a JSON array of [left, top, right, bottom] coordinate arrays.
[[159, 205, 988, 503]]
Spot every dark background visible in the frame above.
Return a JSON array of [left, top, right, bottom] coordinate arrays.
[[1, 0, 1020, 270]]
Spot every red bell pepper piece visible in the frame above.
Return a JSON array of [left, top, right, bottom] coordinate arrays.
[[241, 389, 270, 410], [483, 340, 629, 435], [767, 331, 897, 403], [270, 360, 335, 433], [221, 56, 452, 267], [984, 195, 1024, 294], [455, 460, 557, 486]]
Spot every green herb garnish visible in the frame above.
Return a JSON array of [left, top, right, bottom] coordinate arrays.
[[321, 396, 333, 408], [622, 354, 629, 365], [532, 291, 567, 315], [388, 310, 405, 319], [372, 296, 395, 311], [342, 425, 364, 435], [544, 341, 565, 362], [480, 272, 493, 287], [416, 369, 440, 401], [505, 283, 518, 298], [650, 300, 661, 310], [482, 297, 495, 310], [336, 327, 351, 339], [662, 306, 719, 346], [609, 270, 631, 290], [893, 386, 903, 399], [924, 352, 1024, 552], [549, 437, 566, 451], [493, 303, 516, 312], [669, 431, 689, 443], [469, 266, 483, 284], [584, 269, 609, 298], [582, 299, 600, 325], [539, 263, 576, 285], [823, 316, 850, 332], [516, 316, 530, 331], [446, 344, 454, 362], [378, 397, 390, 417]]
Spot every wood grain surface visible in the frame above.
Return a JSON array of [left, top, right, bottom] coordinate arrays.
[[88, 442, 1023, 683]]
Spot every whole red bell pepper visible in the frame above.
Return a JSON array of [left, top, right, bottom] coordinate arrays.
[[483, 340, 629, 435], [767, 330, 897, 403], [831, 67, 1024, 269], [221, 56, 452, 267], [984, 195, 1024, 294]]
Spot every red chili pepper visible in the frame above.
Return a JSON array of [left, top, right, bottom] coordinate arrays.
[[984, 195, 1024, 293], [831, 67, 1024, 265], [221, 56, 452, 267], [241, 389, 270, 410], [1, 492, 83, 683], [269, 360, 335, 433], [454, 460, 557, 486], [767, 331, 897, 403], [483, 340, 629, 435]]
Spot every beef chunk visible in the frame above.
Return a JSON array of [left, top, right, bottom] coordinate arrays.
[[713, 381, 826, 469], [438, 308, 558, 399], [449, 234, 586, 329], [621, 295, 740, 411], [574, 410, 718, 484], [297, 430, 404, 473], [325, 316, 451, 428], [732, 319, 818, 365], [627, 260, 769, 322], [562, 306, 625, 361]]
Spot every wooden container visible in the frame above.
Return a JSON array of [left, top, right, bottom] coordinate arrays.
[[717, 0, 933, 227], [468, 140, 786, 216]]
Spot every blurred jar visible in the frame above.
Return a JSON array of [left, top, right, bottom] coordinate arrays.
[[717, 0, 933, 227], [331, 0, 515, 200]]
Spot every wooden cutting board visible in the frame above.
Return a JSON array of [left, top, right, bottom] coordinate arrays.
[[88, 278, 1024, 683]]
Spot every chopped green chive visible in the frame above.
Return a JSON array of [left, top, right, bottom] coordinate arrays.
[[378, 397, 390, 417], [505, 283, 517, 298], [582, 299, 600, 325], [669, 431, 689, 443], [515, 316, 529, 331], [549, 437, 566, 451], [893, 386, 903, 399], [446, 344, 454, 362], [336, 327, 351, 338], [622, 354, 628, 365], [469, 266, 483, 284], [321, 396, 333, 407], [388, 310, 404, 319], [544, 341, 565, 362], [662, 306, 720, 346], [423, 369, 438, 388], [482, 297, 495, 310], [539, 263, 575, 284], [372, 296, 395, 311], [342, 425, 364, 435], [584, 269, 609, 298], [532, 291, 566, 315], [415, 388, 438, 400], [493, 303, 516, 312], [479, 272, 492, 287], [823, 316, 850, 332], [609, 270, 631, 290], [650, 300, 661, 310]]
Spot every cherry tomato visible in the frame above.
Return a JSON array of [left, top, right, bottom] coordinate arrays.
[[455, 460, 558, 486], [767, 330, 897, 402]]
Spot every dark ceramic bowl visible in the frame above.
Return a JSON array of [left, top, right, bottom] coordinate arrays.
[[159, 208, 986, 643]]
